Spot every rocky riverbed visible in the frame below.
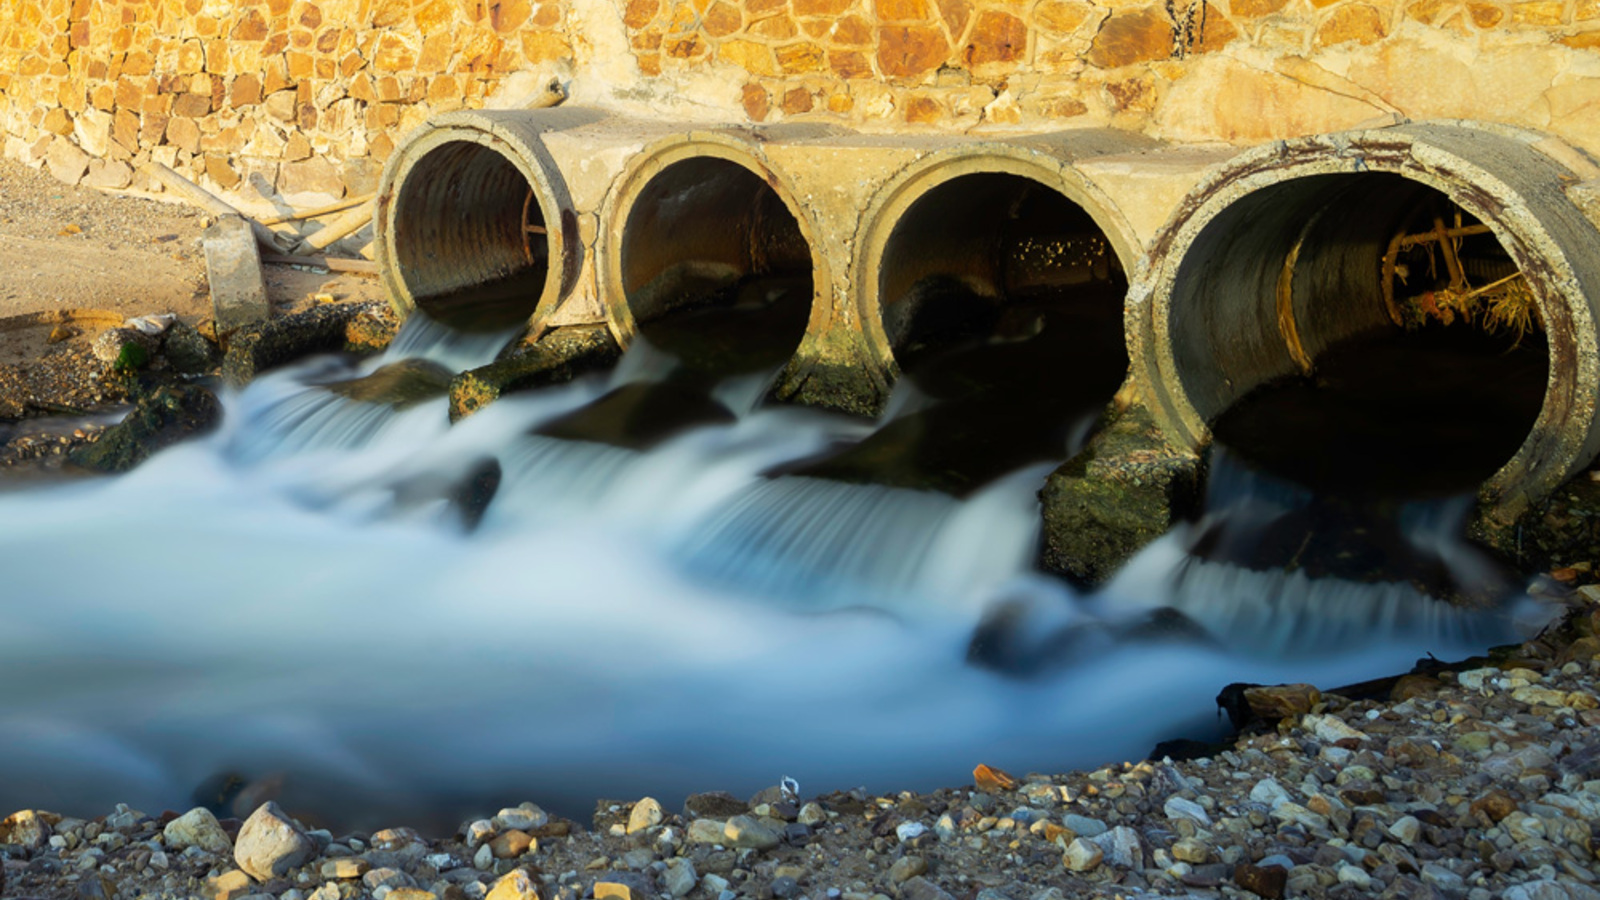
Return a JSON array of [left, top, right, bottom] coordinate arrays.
[[3, 590, 1599, 900]]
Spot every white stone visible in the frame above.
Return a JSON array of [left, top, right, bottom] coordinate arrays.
[[493, 805, 548, 832], [1388, 815, 1422, 844], [1250, 778, 1292, 810], [1337, 864, 1372, 890], [1088, 826, 1143, 869], [1163, 796, 1211, 825], [164, 808, 233, 855], [627, 798, 664, 834], [465, 820, 496, 850], [234, 802, 313, 882], [663, 858, 697, 898], [896, 822, 928, 842], [474, 843, 493, 870], [1304, 714, 1368, 744]]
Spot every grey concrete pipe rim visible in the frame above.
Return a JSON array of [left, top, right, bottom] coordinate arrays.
[[1133, 122, 1600, 519], [853, 144, 1143, 382], [595, 132, 829, 351], [374, 111, 576, 332]]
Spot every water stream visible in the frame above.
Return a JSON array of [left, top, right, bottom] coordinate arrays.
[[0, 315, 1544, 832]]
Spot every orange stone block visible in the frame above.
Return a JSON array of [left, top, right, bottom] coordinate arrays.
[[637, 52, 662, 74], [665, 34, 708, 57], [776, 40, 826, 71], [460, 31, 503, 70], [1086, 5, 1173, 68], [289, 27, 314, 49], [1467, 2, 1504, 25], [826, 91, 853, 111], [1560, 30, 1600, 45], [285, 49, 314, 78], [487, 0, 532, 30], [114, 76, 144, 108], [719, 38, 779, 74], [747, 0, 786, 13], [741, 81, 770, 119], [1034, 0, 1092, 34], [750, 13, 800, 38], [427, 73, 459, 101], [972, 764, 1019, 792], [373, 32, 418, 70], [230, 72, 263, 107], [1511, 0, 1564, 24], [124, 48, 154, 74], [831, 14, 872, 43], [520, 31, 570, 62], [793, 0, 852, 15], [876, 23, 948, 76], [703, 1, 742, 35], [1192, 3, 1237, 51], [1229, 0, 1287, 16], [371, 0, 409, 27], [632, 28, 664, 49], [904, 93, 941, 122], [876, 0, 930, 21], [829, 48, 872, 76], [781, 85, 813, 112], [623, 0, 659, 27], [417, 32, 450, 70], [91, 83, 117, 110], [1313, 3, 1385, 45], [961, 9, 1025, 65], [532, 2, 561, 26], [1405, 0, 1443, 21]]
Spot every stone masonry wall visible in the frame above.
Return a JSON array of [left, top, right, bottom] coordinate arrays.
[[2, 0, 1600, 231]]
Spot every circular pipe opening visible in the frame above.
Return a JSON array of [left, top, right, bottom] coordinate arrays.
[[618, 157, 813, 375], [1169, 173, 1549, 497], [878, 172, 1129, 406], [390, 140, 551, 333]]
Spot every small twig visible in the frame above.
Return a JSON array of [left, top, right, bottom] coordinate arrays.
[[260, 252, 379, 276]]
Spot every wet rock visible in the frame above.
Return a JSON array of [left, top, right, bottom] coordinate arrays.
[[450, 324, 621, 422], [1243, 683, 1322, 719], [222, 301, 380, 387], [164, 807, 233, 854], [1233, 862, 1288, 899], [233, 802, 314, 882], [163, 319, 218, 373], [326, 359, 454, 408], [628, 798, 664, 834], [68, 383, 221, 472]]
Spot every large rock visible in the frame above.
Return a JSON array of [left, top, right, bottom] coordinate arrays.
[[0, 810, 53, 849], [68, 383, 222, 473], [233, 801, 314, 881], [164, 807, 233, 854]]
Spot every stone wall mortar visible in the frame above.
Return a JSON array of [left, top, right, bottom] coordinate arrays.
[[2, 0, 1600, 232]]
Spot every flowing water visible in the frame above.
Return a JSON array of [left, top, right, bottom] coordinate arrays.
[[0, 315, 1546, 832]]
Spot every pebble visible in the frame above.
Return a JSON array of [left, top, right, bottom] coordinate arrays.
[[1303, 713, 1368, 744], [492, 806, 548, 832], [1249, 778, 1291, 809], [233, 802, 314, 882], [723, 815, 781, 850], [163, 807, 233, 855], [1162, 796, 1210, 825], [797, 803, 827, 826], [895, 822, 928, 842], [1062, 838, 1102, 872], [898, 876, 954, 900], [1061, 814, 1106, 837], [464, 820, 496, 849], [888, 855, 927, 882], [1388, 814, 1422, 844], [662, 858, 696, 898]]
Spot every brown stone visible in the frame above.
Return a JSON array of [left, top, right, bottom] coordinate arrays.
[[830, 49, 873, 77], [877, 24, 949, 77], [1194, 3, 1237, 51], [1243, 683, 1321, 720], [623, 0, 659, 27], [173, 92, 211, 117], [1230, 0, 1287, 16], [487, 0, 532, 30], [1314, 3, 1386, 44], [1233, 863, 1287, 900], [1088, 6, 1174, 68], [284, 132, 312, 160], [963, 10, 1027, 65], [91, 84, 117, 112], [113, 109, 141, 151], [1468, 3, 1505, 25], [166, 116, 201, 154], [776, 41, 827, 72], [203, 154, 240, 189], [742, 82, 771, 120], [830, 15, 873, 43], [750, 14, 800, 38], [781, 86, 814, 113], [264, 90, 297, 121], [42, 107, 74, 136], [1470, 789, 1518, 824], [44, 137, 90, 186], [490, 830, 534, 859], [83, 158, 135, 189], [115, 77, 145, 110], [230, 73, 262, 108], [973, 764, 1018, 792], [704, 1, 742, 35]]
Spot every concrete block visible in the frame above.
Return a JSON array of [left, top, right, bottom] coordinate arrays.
[[204, 214, 270, 335]]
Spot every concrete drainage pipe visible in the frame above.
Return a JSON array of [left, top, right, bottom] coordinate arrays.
[[375, 110, 592, 333], [598, 136, 821, 375], [1135, 122, 1600, 521]]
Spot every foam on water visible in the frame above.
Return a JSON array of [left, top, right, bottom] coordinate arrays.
[[0, 325, 1539, 830]]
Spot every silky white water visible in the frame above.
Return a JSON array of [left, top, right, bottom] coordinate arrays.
[[0, 316, 1540, 830]]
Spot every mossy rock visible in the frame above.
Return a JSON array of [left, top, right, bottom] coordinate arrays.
[[68, 383, 222, 473]]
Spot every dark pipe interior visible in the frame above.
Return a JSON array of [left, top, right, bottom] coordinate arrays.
[[1171, 174, 1549, 497], [619, 157, 813, 376], [787, 173, 1129, 496], [392, 141, 549, 333]]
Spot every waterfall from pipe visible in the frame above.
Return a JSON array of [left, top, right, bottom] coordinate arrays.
[[0, 316, 1540, 832]]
